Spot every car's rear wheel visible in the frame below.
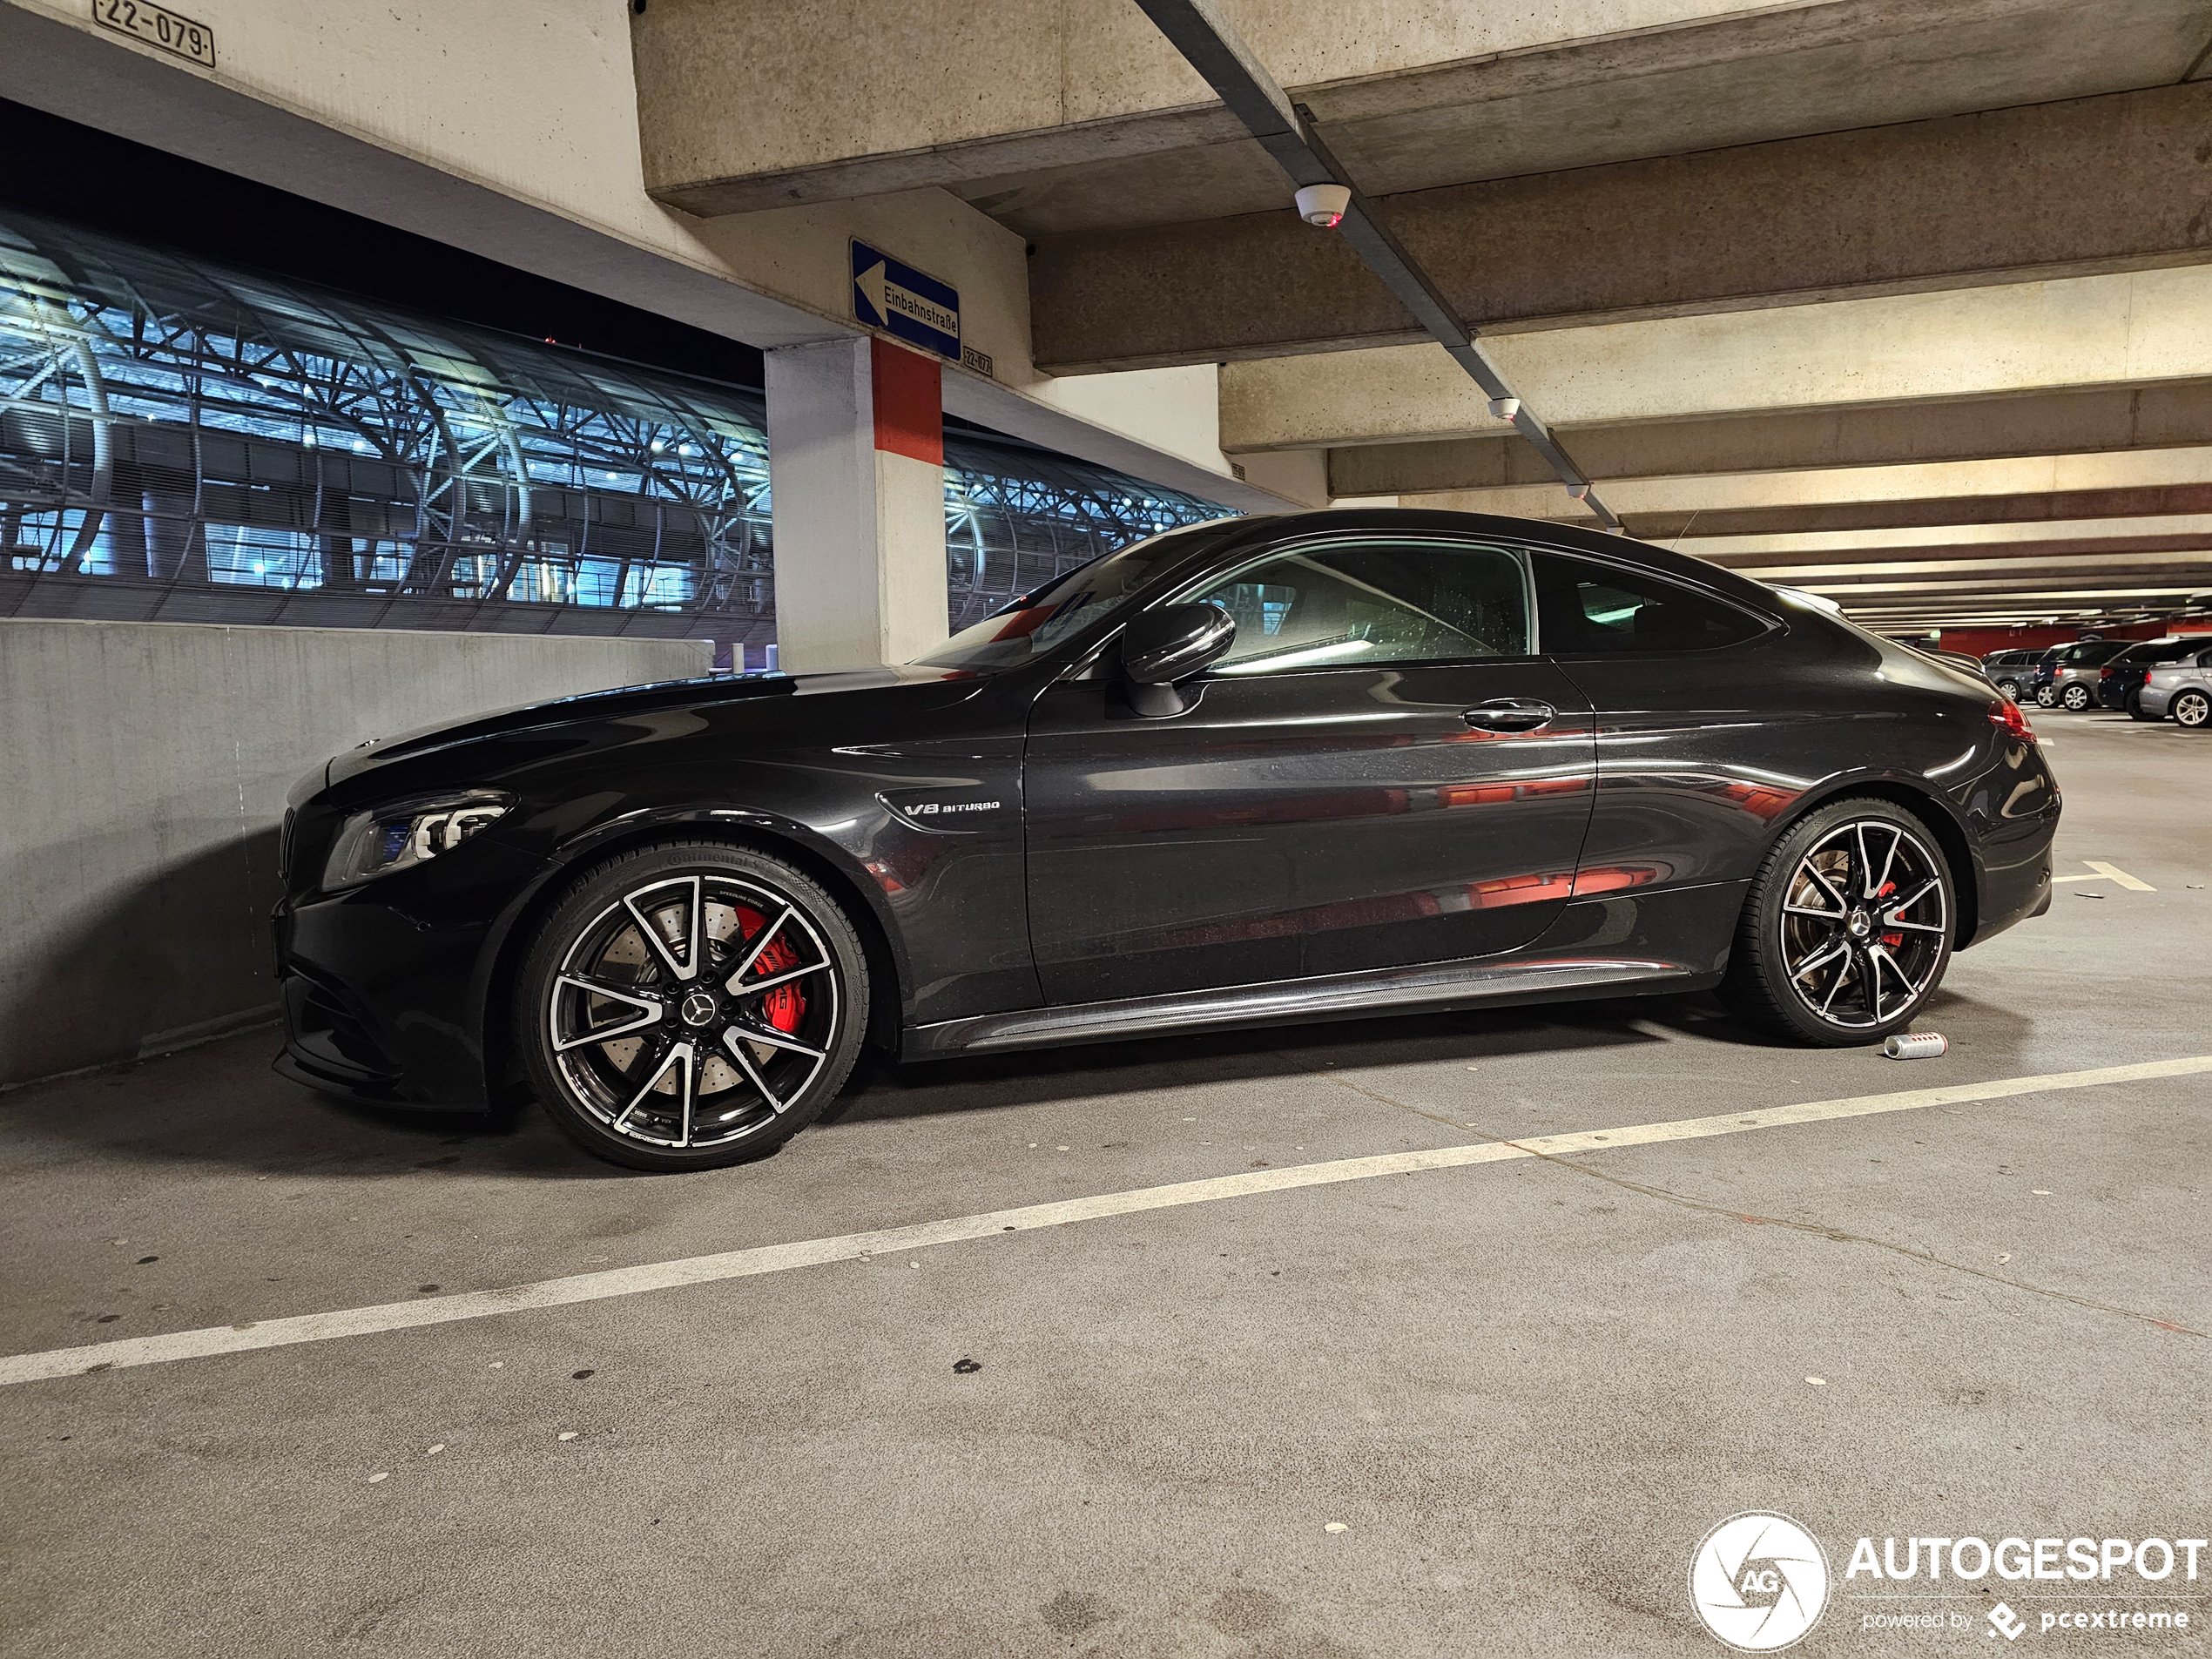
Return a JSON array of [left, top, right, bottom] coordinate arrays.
[[517, 841, 868, 1171], [2061, 682, 2092, 711], [1722, 798, 1954, 1047], [2033, 683, 2058, 708], [2175, 689, 2212, 731], [1994, 678, 2020, 700]]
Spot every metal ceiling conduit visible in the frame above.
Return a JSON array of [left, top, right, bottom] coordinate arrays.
[[1133, 0, 1622, 532]]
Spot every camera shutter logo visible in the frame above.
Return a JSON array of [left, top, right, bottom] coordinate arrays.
[[1689, 1513, 1831, 1652]]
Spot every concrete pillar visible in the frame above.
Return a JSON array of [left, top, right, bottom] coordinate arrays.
[[765, 336, 948, 671]]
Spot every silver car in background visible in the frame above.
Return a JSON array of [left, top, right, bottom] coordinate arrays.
[[2139, 644, 2212, 730], [2043, 639, 2129, 710]]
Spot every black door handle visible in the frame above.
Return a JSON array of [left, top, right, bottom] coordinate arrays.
[[1463, 698, 1555, 733]]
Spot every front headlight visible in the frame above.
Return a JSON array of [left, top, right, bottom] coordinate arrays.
[[321, 791, 513, 891]]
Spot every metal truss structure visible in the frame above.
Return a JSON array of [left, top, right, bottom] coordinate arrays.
[[0, 210, 1228, 647]]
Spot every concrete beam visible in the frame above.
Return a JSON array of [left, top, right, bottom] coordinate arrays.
[[1393, 447, 2212, 533], [1330, 385, 2212, 500], [1035, 80, 2212, 373], [1683, 516, 2212, 619], [635, 0, 2211, 232], [631, 0, 1803, 215], [1702, 535, 2212, 572], [1679, 514, 2212, 558], [1223, 268, 2212, 452], [1621, 484, 2212, 543], [1706, 541, 2212, 618]]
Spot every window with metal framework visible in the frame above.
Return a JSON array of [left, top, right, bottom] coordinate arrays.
[[0, 210, 1231, 648]]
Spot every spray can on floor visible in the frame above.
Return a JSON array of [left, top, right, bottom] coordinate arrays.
[[1882, 1032, 1948, 1060]]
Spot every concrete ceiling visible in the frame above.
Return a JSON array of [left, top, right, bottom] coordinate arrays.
[[624, 0, 2212, 634], [953, 0, 2212, 237]]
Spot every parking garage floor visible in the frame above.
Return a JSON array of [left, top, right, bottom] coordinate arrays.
[[3, 712, 2206, 1659]]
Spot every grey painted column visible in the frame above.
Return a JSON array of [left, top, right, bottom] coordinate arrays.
[[764, 336, 948, 672]]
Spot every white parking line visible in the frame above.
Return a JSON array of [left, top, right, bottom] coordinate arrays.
[[4, 1055, 2208, 1387], [2052, 860, 2156, 890]]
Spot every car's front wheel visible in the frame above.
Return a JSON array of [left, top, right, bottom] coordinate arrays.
[[517, 841, 869, 1170], [2060, 682, 2093, 711], [1721, 798, 1954, 1047], [2127, 690, 2160, 721], [2175, 688, 2212, 731]]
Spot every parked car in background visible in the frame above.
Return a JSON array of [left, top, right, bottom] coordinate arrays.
[[2138, 645, 2212, 730], [2040, 640, 2130, 710], [2095, 638, 2203, 717], [1980, 649, 2042, 700], [2023, 648, 2062, 706]]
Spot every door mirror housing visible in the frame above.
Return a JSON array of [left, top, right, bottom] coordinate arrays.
[[1120, 603, 1237, 716]]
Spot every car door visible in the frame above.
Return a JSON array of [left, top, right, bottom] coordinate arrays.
[[1023, 534, 1598, 1006], [1524, 549, 1804, 902]]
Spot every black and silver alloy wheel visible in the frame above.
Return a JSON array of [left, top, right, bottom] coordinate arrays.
[[2060, 681, 2092, 711], [2033, 683, 2057, 708], [2175, 688, 2211, 731], [519, 843, 868, 1170], [1723, 798, 1955, 1046]]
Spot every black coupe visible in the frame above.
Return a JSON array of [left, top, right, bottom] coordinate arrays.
[[273, 509, 2059, 1169]]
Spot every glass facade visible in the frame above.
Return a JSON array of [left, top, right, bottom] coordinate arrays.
[[0, 210, 1230, 645]]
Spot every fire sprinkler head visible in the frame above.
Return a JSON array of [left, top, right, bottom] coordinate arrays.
[[1294, 184, 1351, 228]]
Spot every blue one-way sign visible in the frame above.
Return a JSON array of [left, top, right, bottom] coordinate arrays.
[[851, 240, 960, 361]]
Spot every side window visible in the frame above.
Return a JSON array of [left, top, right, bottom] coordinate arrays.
[[1529, 551, 1768, 656], [1192, 538, 1529, 676]]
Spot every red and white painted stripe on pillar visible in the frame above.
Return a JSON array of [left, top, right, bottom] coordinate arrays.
[[867, 339, 950, 664], [871, 338, 941, 467]]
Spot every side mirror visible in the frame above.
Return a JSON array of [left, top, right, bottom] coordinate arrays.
[[1119, 603, 1237, 717]]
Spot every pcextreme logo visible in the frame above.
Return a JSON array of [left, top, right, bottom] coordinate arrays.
[[1690, 1513, 1831, 1652]]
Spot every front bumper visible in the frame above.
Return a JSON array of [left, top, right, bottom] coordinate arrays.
[[271, 833, 549, 1108]]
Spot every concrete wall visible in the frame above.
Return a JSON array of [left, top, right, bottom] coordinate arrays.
[[0, 620, 710, 1089]]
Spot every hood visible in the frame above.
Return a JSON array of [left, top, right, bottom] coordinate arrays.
[[320, 665, 955, 789]]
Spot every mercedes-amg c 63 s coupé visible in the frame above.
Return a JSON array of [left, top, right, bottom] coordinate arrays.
[[273, 509, 2059, 1169]]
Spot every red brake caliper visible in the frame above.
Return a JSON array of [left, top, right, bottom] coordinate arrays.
[[1876, 880, 1902, 949], [732, 906, 806, 1034]]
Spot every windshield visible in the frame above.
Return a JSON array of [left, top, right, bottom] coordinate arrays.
[[912, 522, 1240, 672]]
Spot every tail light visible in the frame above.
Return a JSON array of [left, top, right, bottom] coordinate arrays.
[[2099, 666, 2114, 680], [1990, 699, 2037, 744]]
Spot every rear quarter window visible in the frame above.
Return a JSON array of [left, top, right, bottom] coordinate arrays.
[[1530, 551, 1769, 656]]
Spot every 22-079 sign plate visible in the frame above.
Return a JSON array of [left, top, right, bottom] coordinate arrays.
[[93, 0, 217, 68]]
